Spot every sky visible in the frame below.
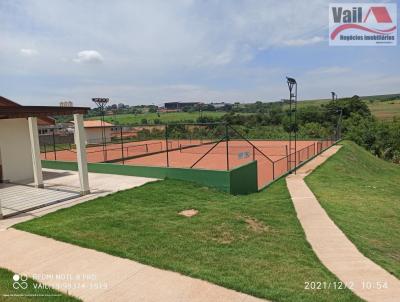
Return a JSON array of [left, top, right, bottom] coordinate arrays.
[[0, 0, 399, 107]]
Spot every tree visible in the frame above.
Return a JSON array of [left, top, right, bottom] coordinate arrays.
[[299, 122, 329, 138], [297, 106, 326, 125], [325, 95, 371, 123], [148, 106, 158, 113]]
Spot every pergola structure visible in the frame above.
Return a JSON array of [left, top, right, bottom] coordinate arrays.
[[0, 96, 90, 195]]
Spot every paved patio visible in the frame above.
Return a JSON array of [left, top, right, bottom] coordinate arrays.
[[0, 183, 79, 218], [0, 168, 158, 229]]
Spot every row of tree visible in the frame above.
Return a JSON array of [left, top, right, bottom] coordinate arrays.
[[197, 95, 399, 163]]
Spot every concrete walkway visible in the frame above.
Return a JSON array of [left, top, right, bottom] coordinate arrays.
[[0, 228, 265, 302], [286, 145, 400, 302]]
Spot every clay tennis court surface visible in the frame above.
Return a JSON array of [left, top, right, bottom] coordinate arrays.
[[42, 139, 330, 188]]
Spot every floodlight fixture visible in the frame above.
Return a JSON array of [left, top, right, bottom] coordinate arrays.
[[92, 97, 110, 161], [286, 77, 297, 85], [92, 98, 110, 107]]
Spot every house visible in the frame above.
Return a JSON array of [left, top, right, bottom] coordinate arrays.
[[81, 120, 114, 145], [210, 102, 227, 109], [38, 122, 74, 136], [0, 96, 89, 188]]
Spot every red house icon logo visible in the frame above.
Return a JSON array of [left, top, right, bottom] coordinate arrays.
[[363, 7, 393, 23]]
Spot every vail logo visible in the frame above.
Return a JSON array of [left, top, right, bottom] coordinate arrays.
[[329, 3, 397, 46], [332, 7, 393, 23]]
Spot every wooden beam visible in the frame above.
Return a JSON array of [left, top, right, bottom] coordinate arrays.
[[0, 106, 90, 119]]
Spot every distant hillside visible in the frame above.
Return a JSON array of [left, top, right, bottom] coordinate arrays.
[[293, 93, 400, 120]]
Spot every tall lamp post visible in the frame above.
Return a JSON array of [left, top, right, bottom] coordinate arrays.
[[331, 91, 337, 102], [286, 77, 297, 173], [331, 92, 342, 140], [92, 98, 109, 161]]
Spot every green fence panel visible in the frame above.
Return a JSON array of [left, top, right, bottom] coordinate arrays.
[[42, 160, 231, 193], [229, 161, 258, 195]]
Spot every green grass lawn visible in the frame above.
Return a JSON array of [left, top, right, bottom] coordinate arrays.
[[0, 268, 79, 301], [15, 179, 361, 302], [88, 111, 227, 124], [306, 141, 400, 278]]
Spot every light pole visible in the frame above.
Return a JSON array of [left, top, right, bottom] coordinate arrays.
[[286, 77, 297, 173], [331, 92, 342, 140], [199, 103, 203, 119], [331, 91, 337, 102], [92, 98, 109, 161]]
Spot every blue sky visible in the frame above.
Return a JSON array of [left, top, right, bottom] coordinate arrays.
[[0, 0, 399, 107]]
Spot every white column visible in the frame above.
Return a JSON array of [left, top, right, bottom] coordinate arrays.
[[28, 117, 44, 188], [74, 114, 90, 195]]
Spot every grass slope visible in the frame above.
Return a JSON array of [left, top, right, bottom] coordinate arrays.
[[0, 268, 79, 301], [306, 141, 400, 278], [16, 179, 360, 302]]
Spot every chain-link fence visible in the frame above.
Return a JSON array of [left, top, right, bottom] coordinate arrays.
[[40, 123, 339, 189]]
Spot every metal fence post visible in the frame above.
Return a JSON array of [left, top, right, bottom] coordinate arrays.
[[52, 128, 57, 161], [120, 126, 125, 164], [272, 162, 275, 180], [165, 124, 169, 167], [225, 123, 229, 171], [286, 153, 289, 172]]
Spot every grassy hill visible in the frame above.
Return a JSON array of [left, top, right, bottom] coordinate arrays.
[[365, 99, 400, 120], [292, 95, 400, 120], [306, 141, 400, 278]]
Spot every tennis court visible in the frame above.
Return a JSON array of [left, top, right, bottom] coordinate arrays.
[[40, 123, 338, 190], [41, 137, 334, 189], [120, 139, 324, 188]]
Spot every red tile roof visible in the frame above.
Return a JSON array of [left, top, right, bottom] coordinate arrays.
[[82, 120, 114, 128]]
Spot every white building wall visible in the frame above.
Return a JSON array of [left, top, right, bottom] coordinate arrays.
[[85, 128, 111, 145], [0, 118, 34, 182]]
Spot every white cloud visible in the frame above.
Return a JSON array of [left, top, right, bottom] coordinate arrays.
[[20, 48, 38, 56], [283, 36, 324, 47], [73, 50, 104, 64]]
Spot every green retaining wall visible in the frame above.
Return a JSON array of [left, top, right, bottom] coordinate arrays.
[[42, 160, 258, 195]]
